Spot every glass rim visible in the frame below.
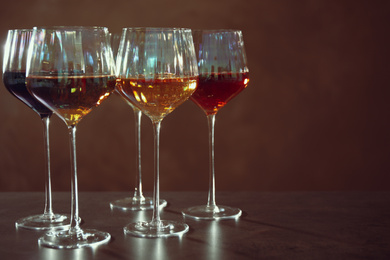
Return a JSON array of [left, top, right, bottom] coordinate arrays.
[[192, 29, 243, 34], [7, 29, 33, 32], [32, 26, 109, 31], [122, 27, 192, 32]]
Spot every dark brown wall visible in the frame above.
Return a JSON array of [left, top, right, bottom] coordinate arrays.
[[0, 0, 389, 191]]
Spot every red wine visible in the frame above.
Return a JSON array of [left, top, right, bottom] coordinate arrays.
[[27, 75, 116, 126], [190, 72, 249, 115], [3, 71, 52, 118]]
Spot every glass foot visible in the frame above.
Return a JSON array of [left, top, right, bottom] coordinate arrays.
[[15, 213, 71, 230], [38, 228, 111, 249], [124, 220, 189, 238], [110, 196, 167, 211], [182, 205, 242, 220]]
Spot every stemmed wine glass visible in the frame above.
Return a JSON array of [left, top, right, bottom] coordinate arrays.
[[26, 26, 115, 248], [109, 33, 167, 211], [110, 100, 168, 211], [2, 29, 71, 230], [182, 30, 250, 220], [116, 27, 198, 237]]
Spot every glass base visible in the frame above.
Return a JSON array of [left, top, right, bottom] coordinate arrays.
[[110, 196, 167, 211], [182, 205, 242, 220], [124, 220, 189, 238], [15, 213, 71, 231], [38, 228, 111, 249]]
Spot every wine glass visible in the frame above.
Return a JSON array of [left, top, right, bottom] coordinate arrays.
[[26, 26, 115, 248], [2, 29, 71, 230], [116, 27, 198, 237], [109, 33, 167, 211], [109, 33, 121, 59], [182, 30, 250, 220], [109, 100, 168, 211]]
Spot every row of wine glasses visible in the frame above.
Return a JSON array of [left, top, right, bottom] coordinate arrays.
[[2, 26, 249, 248], [111, 29, 249, 221]]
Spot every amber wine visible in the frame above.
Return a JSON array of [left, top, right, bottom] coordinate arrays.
[[117, 77, 197, 122], [27, 75, 116, 126]]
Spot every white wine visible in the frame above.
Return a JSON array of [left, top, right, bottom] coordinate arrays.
[[117, 77, 197, 122]]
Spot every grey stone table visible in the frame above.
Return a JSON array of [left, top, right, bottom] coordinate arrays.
[[0, 191, 389, 259]]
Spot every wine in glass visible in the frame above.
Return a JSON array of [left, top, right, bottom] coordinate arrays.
[[182, 30, 250, 220], [116, 27, 198, 237], [109, 33, 167, 211], [2, 29, 71, 230], [26, 26, 115, 248]]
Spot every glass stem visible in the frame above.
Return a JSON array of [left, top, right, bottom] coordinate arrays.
[[68, 125, 81, 233], [206, 114, 218, 210], [42, 115, 54, 218], [151, 120, 162, 227], [133, 108, 144, 200]]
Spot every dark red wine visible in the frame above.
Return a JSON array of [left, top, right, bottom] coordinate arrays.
[[27, 75, 116, 126], [3, 71, 52, 118], [190, 72, 249, 115]]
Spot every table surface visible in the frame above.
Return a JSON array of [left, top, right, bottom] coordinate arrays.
[[0, 191, 389, 259]]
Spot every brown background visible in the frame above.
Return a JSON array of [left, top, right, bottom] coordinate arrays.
[[0, 0, 389, 192]]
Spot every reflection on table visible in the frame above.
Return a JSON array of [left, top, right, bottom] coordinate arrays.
[[0, 191, 389, 259]]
